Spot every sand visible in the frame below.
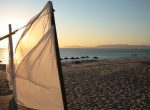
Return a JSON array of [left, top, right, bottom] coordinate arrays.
[[63, 57, 150, 109], [0, 57, 150, 110], [0, 95, 12, 110]]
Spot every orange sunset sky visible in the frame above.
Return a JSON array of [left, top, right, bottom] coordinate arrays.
[[0, 0, 150, 48]]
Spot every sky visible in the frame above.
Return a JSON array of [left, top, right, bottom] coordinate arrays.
[[0, 0, 150, 48]]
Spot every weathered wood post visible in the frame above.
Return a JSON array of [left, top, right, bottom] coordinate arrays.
[[8, 24, 18, 110]]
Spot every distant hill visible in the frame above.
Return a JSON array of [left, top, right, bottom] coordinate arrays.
[[96, 45, 150, 49], [64, 45, 87, 48], [63, 45, 150, 49]]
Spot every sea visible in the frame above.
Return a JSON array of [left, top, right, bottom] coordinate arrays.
[[60, 48, 150, 59], [0, 48, 150, 64], [0, 48, 8, 64]]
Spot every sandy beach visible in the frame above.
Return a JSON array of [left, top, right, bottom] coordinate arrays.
[[0, 57, 150, 109], [63, 57, 150, 110]]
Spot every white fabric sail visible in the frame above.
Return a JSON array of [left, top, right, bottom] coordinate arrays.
[[14, 1, 64, 110]]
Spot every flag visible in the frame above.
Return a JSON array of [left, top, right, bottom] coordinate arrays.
[[14, 1, 64, 110]]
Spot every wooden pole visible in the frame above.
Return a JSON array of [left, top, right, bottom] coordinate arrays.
[[51, 2, 68, 110], [8, 24, 18, 110]]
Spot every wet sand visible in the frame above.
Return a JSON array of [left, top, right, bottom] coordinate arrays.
[[0, 57, 150, 109]]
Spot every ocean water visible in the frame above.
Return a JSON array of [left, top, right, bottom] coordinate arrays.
[[60, 48, 150, 59], [0, 48, 8, 64], [0, 48, 150, 64]]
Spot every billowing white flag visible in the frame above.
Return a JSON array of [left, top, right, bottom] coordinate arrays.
[[14, 1, 64, 110]]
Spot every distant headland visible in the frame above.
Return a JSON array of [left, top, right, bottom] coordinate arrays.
[[63, 44, 150, 49]]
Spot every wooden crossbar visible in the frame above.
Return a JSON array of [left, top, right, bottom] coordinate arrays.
[[0, 30, 18, 41]]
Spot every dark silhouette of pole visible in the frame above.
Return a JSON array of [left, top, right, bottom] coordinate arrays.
[[8, 24, 18, 110], [50, 1, 68, 110]]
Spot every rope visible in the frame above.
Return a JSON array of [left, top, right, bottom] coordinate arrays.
[[0, 12, 49, 41], [17, 24, 28, 31], [0, 30, 18, 41], [0, 23, 27, 41]]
